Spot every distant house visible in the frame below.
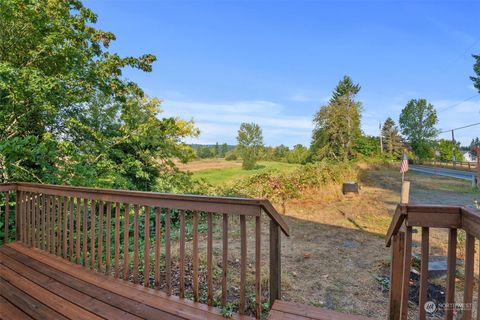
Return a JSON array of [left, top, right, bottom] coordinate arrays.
[[463, 151, 477, 162]]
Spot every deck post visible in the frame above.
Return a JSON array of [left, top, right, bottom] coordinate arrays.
[[15, 189, 21, 242], [388, 231, 405, 320], [269, 220, 281, 307]]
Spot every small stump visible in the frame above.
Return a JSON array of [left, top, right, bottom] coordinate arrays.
[[342, 182, 359, 195]]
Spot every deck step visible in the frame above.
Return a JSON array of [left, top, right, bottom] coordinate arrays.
[[268, 300, 372, 320]]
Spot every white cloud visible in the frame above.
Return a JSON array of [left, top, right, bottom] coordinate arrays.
[[160, 99, 313, 147]]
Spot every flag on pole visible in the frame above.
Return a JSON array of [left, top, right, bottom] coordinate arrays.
[[400, 152, 409, 173]]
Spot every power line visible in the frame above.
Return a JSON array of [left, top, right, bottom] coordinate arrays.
[[438, 122, 480, 134], [437, 93, 480, 113]]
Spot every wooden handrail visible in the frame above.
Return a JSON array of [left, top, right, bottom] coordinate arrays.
[[385, 205, 406, 247], [386, 204, 480, 320], [10, 182, 289, 236], [0, 182, 290, 319]]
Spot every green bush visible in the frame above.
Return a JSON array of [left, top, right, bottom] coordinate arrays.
[[225, 152, 237, 161]]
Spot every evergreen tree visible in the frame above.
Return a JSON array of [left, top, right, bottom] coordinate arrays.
[[381, 117, 404, 158], [471, 55, 480, 92], [311, 75, 362, 161]]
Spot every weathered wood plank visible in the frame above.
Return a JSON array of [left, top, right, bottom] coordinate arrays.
[[133, 205, 139, 284], [165, 208, 172, 295], [388, 231, 404, 320], [222, 213, 228, 306], [98, 201, 104, 271], [240, 215, 247, 314], [82, 198, 88, 267], [419, 227, 429, 320], [114, 202, 120, 278], [207, 212, 213, 306], [75, 197, 81, 264], [192, 210, 199, 301], [90, 200, 96, 269], [463, 233, 475, 319], [106, 201, 112, 274], [445, 228, 457, 320], [154, 207, 161, 288], [69, 197, 74, 260], [400, 226, 412, 320], [144, 206, 150, 288], [255, 215, 261, 319], [179, 209, 185, 298], [123, 204, 130, 280]]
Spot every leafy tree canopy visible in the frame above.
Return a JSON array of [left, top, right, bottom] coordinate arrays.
[[236, 123, 264, 170], [436, 139, 464, 162], [399, 99, 438, 159], [0, 0, 198, 191]]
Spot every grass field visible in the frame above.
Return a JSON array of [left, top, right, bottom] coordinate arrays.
[[182, 159, 301, 185]]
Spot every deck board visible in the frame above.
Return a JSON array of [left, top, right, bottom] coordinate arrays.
[[0, 243, 251, 320], [268, 300, 372, 320]]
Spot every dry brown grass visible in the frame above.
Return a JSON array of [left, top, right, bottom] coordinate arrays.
[[175, 159, 242, 172]]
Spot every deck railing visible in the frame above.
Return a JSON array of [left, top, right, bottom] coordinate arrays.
[[416, 159, 477, 172], [0, 182, 289, 319], [386, 204, 480, 320]]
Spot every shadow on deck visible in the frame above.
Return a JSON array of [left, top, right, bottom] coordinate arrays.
[[1, 243, 369, 320]]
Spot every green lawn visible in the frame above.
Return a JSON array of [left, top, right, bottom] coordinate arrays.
[[193, 161, 301, 185]]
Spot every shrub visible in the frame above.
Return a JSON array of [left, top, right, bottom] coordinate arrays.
[[225, 152, 237, 161]]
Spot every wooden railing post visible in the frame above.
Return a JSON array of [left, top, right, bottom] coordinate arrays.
[[389, 231, 405, 320], [269, 220, 281, 307], [15, 189, 21, 241]]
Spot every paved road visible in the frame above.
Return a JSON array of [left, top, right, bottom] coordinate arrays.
[[410, 165, 476, 181]]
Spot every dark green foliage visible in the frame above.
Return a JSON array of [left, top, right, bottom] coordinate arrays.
[[381, 117, 404, 158], [399, 99, 438, 159], [311, 75, 362, 161], [471, 54, 480, 93], [0, 0, 199, 192], [353, 135, 381, 158]]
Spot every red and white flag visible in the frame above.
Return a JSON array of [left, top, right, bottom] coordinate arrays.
[[400, 153, 409, 173]]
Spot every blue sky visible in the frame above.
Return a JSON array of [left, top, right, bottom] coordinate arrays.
[[85, 0, 479, 147]]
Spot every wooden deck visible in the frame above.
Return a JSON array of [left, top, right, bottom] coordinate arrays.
[[0, 243, 252, 320], [0, 242, 375, 320], [268, 301, 371, 320]]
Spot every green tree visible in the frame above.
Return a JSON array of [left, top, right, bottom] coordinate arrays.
[[236, 123, 264, 170], [0, 0, 198, 191], [399, 99, 438, 159], [286, 144, 309, 164], [471, 54, 480, 92], [213, 143, 220, 158], [353, 135, 380, 158], [381, 117, 404, 158], [220, 143, 229, 157], [311, 75, 362, 161], [197, 146, 213, 159], [273, 145, 290, 161], [436, 139, 464, 161]]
